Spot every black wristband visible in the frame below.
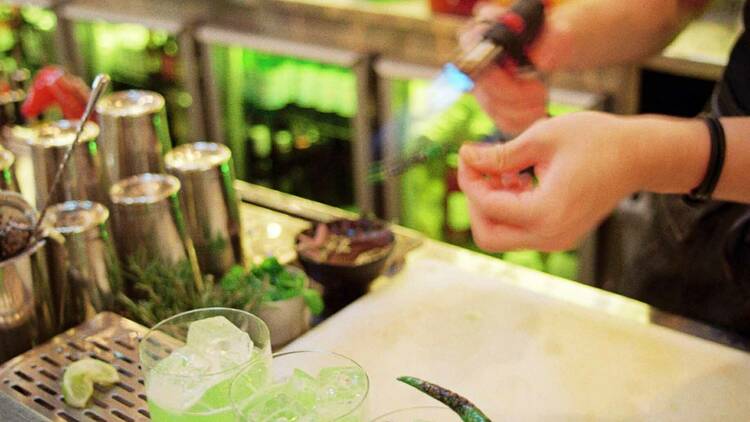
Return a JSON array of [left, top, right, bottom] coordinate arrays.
[[683, 116, 726, 205]]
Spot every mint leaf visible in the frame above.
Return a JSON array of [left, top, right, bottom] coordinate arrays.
[[302, 288, 324, 316]]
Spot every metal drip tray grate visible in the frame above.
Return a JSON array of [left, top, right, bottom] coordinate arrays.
[[0, 312, 149, 421]]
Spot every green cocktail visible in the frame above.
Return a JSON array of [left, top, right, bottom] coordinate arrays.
[[231, 350, 369, 421], [139, 308, 271, 422]]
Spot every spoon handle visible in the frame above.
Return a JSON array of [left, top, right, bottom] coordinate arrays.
[[33, 74, 110, 236]]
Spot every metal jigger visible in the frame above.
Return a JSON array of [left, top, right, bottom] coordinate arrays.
[[44, 201, 120, 330], [8, 120, 105, 208], [96, 90, 172, 185], [0, 192, 55, 363], [165, 142, 244, 275], [109, 173, 203, 289], [0, 145, 19, 192]]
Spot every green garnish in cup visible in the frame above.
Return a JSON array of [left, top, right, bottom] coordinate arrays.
[[221, 257, 324, 316]]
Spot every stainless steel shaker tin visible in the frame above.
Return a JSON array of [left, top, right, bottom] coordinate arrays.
[[0, 71, 27, 129], [9, 120, 105, 208], [45, 201, 119, 330], [0, 145, 18, 192], [96, 90, 172, 184], [0, 192, 55, 363], [165, 142, 244, 275], [109, 173, 201, 278]]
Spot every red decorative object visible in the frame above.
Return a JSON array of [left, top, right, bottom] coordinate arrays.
[[21, 66, 91, 121]]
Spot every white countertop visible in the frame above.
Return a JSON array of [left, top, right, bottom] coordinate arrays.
[[284, 240, 750, 421]]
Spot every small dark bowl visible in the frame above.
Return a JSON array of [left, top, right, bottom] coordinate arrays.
[[295, 219, 395, 316]]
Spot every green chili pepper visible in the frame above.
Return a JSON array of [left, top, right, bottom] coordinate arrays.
[[397, 376, 491, 422]]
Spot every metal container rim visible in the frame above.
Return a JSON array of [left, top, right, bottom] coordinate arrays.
[[110, 173, 181, 205], [165, 142, 232, 173], [45, 200, 110, 235], [10, 120, 100, 148], [96, 89, 166, 117]]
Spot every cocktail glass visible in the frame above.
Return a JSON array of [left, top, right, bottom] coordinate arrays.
[[139, 307, 271, 422], [371, 406, 460, 421], [231, 350, 369, 421]]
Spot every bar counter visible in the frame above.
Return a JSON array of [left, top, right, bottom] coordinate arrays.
[[238, 182, 750, 420]]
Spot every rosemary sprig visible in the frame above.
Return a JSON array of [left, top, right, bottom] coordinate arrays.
[[113, 253, 323, 327], [115, 251, 263, 328]]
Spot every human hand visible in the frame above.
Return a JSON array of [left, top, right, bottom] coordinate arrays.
[[458, 111, 653, 252], [460, 2, 573, 134]]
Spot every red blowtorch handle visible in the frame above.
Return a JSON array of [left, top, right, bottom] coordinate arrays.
[[484, 0, 547, 68], [454, 0, 548, 78]]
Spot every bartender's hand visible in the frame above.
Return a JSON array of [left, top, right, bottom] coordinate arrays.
[[458, 111, 716, 252], [461, 3, 573, 134], [462, 0, 710, 135]]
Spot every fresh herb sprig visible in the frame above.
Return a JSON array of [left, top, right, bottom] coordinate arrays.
[[115, 254, 323, 327], [245, 257, 324, 316], [115, 252, 264, 328]]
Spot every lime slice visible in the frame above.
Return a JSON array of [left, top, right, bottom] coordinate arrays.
[[62, 359, 119, 408]]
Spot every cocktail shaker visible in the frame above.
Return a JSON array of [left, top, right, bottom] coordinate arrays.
[[0, 145, 18, 192], [109, 173, 202, 287], [7, 120, 105, 208], [44, 201, 120, 330], [0, 192, 55, 363], [165, 142, 244, 275], [96, 90, 172, 185]]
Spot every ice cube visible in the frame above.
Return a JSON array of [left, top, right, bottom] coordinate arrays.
[[285, 369, 317, 409], [146, 346, 213, 412], [232, 353, 273, 398], [186, 316, 253, 370], [238, 383, 317, 422], [315, 366, 367, 419]]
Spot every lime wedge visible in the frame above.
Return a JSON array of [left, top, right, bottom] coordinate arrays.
[[62, 358, 120, 408]]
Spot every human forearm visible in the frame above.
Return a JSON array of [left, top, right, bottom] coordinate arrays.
[[537, 0, 709, 71], [634, 116, 750, 204]]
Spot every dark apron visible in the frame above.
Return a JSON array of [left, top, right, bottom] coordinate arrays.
[[615, 3, 750, 336]]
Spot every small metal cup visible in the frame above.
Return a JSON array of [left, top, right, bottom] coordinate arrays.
[[96, 90, 172, 185], [0, 145, 18, 192], [44, 201, 120, 331], [8, 120, 105, 208], [0, 71, 27, 129], [109, 173, 202, 287], [165, 142, 244, 275], [0, 192, 56, 363]]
